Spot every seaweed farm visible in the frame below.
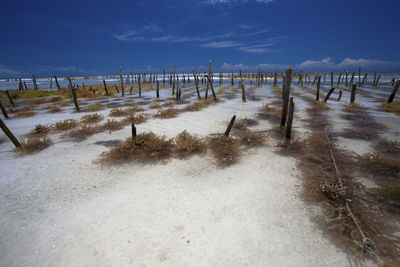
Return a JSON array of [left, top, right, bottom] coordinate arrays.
[[0, 69, 399, 266]]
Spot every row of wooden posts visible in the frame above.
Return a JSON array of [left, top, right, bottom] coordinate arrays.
[[2, 64, 399, 148]]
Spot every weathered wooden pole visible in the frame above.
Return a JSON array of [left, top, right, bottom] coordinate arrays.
[[350, 84, 357, 104], [54, 75, 61, 90], [32, 73, 38, 90], [0, 118, 21, 147], [119, 66, 124, 97], [330, 72, 333, 88], [18, 79, 23, 90], [103, 79, 109, 96], [5, 90, 15, 107], [193, 72, 201, 99], [132, 122, 137, 139], [114, 84, 119, 93], [206, 75, 217, 101], [316, 75, 321, 101], [68, 77, 80, 112], [358, 67, 361, 86], [376, 74, 381, 87], [373, 72, 377, 87], [138, 76, 142, 98], [337, 73, 342, 88], [349, 72, 355, 87], [361, 73, 368, 86], [0, 101, 9, 119], [224, 115, 236, 137], [241, 80, 246, 102], [280, 67, 293, 127], [49, 78, 53, 89], [345, 71, 348, 87], [163, 68, 165, 85], [285, 97, 295, 140], [156, 81, 160, 98], [231, 73, 234, 86], [337, 90, 342, 101], [312, 74, 318, 86], [273, 72, 277, 86], [387, 80, 400, 103], [324, 87, 336, 102]]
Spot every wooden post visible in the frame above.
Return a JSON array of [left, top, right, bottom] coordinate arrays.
[[350, 84, 357, 104], [206, 75, 217, 101], [345, 71, 348, 87], [376, 74, 381, 87], [138, 76, 141, 97], [337, 90, 342, 101], [330, 72, 333, 88], [54, 75, 61, 91], [49, 78, 53, 89], [5, 90, 15, 107], [224, 115, 236, 137], [231, 73, 234, 86], [103, 79, 109, 96], [349, 72, 355, 87], [32, 73, 38, 90], [316, 75, 321, 101], [193, 72, 201, 99], [337, 73, 342, 88], [358, 67, 361, 86], [387, 80, 400, 103], [273, 72, 277, 86], [0, 118, 21, 147], [285, 97, 294, 139], [68, 77, 80, 112], [114, 84, 119, 93], [373, 72, 377, 87], [280, 67, 293, 127], [18, 79, 23, 90], [324, 87, 336, 102], [312, 74, 318, 86], [241, 80, 246, 102], [119, 66, 124, 97], [361, 73, 368, 86], [156, 81, 160, 98], [163, 68, 165, 85], [0, 101, 9, 119], [132, 122, 137, 139]]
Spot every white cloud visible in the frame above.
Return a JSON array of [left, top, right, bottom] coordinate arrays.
[[200, 41, 241, 48], [295, 57, 400, 71], [238, 43, 273, 53], [220, 62, 288, 71]]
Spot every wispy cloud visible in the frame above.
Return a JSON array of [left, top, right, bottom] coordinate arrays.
[[200, 41, 241, 48], [295, 57, 400, 71], [238, 43, 273, 53]]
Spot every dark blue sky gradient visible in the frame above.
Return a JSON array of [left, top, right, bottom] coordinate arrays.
[[0, 0, 399, 78]]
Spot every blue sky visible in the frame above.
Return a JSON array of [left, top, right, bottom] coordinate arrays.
[[0, 0, 399, 78]]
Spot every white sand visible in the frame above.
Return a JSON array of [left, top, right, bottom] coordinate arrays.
[[0, 83, 391, 266]]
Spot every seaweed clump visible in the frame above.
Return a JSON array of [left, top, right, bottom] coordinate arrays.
[[80, 113, 104, 124], [67, 124, 99, 141], [99, 132, 175, 164], [53, 119, 79, 131], [174, 130, 207, 159], [15, 137, 52, 154], [208, 135, 239, 166]]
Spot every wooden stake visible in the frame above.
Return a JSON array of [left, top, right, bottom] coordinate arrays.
[[138, 76, 142, 97], [132, 122, 137, 139], [0, 101, 9, 119], [387, 80, 400, 103], [224, 115, 236, 137], [241, 80, 246, 102], [0, 118, 20, 147], [280, 67, 293, 127], [337, 73, 342, 88], [206, 75, 217, 101], [32, 73, 38, 90], [5, 90, 15, 107], [316, 75, 321, 101], [285, 97, 294, 140], [119, 67, 124, 97], [193, 72, 201, 99], [337, 90, 342, 101], [324, 87, 336, 102], [273, 72, 277, 86], [68, 77, 80, 112], [54, 75, 61, 90], [103, 79, 109, 96], [156, 81, 160, 98], [350, 84, 357, 104]]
